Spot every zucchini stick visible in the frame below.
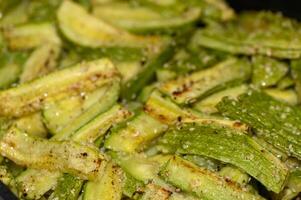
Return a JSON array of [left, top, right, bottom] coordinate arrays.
[[158, 123, 288, 193], [0, 58, 118, 117], [159, 156, 265, 200]]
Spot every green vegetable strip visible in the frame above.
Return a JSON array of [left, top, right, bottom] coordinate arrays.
[[83, 162, 124, 200], [276, 170, 301, 200], [144, 90, 249, 131], [191, 12, 301, 59], [2, 23, 61, 50], [92, 2, 201, 33], [158, 123, 288, 192], [251, 56, 288, 88], [159, 156, 264, 200], [121, 42, 174, 100], [159, 57, 251, 104], [217, 90, 301, 160], [48, 174, 83, 200], [57, 1, 162, 48], [19, 43, 61, 83], [0, 127, 107, 180], [17, 104, 129, 199], [54, 80, 120, 140], [0, 58, 118, 117], [104, 112, 168, 153]]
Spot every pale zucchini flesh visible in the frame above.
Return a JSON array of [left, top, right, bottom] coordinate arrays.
[[0, 58, 118, 117], [159, 57, 251, 104], [160, 156, 264, 200], [19, 43, 61, 83], [2, 23, 61, 50], [57, 1, 162, 49], [0, 127, 107, 180], [83, 162, 124, 200]]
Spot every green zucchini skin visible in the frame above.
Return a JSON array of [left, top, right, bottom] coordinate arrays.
[[0, 127, 107, 180], [251, 56, 288, 88], [159, 156, 265, 200], [83, 162, 124, 200], [291, 59, 301, 103], [159, 57, 251, 104], [217, 90, 301, 161], [275, 170, 301, 200], [193, 84, 248, 114], [48, 174, 83, 200], [191, 12, 301, 59], [121, 42, 175, 100], [158, 123, 288, 193], [0, 58, 118, 117], [0, 49, 28, 89]]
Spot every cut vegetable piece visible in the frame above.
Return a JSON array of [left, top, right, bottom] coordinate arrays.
[[144, 90, 248, 131], [14, 112, 47, 138], [113, 153, 171, 189], [105, 112, 167, 152], [2, 23, 61, 50], [93, 2, 200, 33], [276, 170, 301, 200], [122, 172, 144, 198], [71, 104, 132, 143], [160, 57, 251, 104], [0, 49, 28, 89], [0, 58, 118, 117], [158, 123, 288, 192], [0, 1, 28, 27], [83, 162, 124, 200], [217, 90, 301, 160], [115, 60, 142, 83], [16, 169, 61, 199], [0, 62, 21, 89], [277, 76, 294, 90], [54, 80, 120, 140], [16, 102, 127, 199], [264, 89, 298, 105], [0, 165, 17, 195], [48, 174, 83, 200], [141, 183, 171, 200], [160, 156, 264, 200], [57, 1, 162, 48], [291, 59, 301, 102], [43, 86, 108, 135], [121, 42, 174, 100], [193, 84, 248, 114], [183, 155, 220, 172], [251, 56, 288, 88], [20, 43, 61, 83], [191, 12, 301, 59], [219, 165, 250, 186], [0, 127, 107, 180]]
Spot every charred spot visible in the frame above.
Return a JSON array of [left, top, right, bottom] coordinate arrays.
[[81, 152, 88, 157], [233, 121, 243, 128], [172, 81, 194, 97]]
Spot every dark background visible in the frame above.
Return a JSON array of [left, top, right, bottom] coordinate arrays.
[[227, 0, 301, 20]]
